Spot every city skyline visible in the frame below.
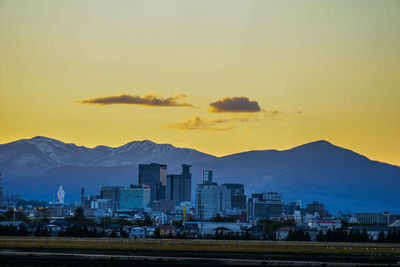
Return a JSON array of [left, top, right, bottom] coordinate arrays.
[[1, 0, 399, 166], [1, 1, 399, 264]]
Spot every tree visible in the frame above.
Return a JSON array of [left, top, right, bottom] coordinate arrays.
[[143, 216, 153, 226], [361, 229, 370, 242], [316, 230, 324, 242], [74, 207, 85, 221], [153, 228, 160, 238], [1, 208, 31, 223], [210, 214, 235, 222], [377, 230, 385, 242], [304, 232, 311, 241], [257, 219, 283, 240], [110, 230, 118, 238]]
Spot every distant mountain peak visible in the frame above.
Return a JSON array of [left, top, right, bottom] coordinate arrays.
[[28, 136, 61, 142], [308, 140, 334, 146], [140, 139, 156, 144], [290, 140, 336, 151]]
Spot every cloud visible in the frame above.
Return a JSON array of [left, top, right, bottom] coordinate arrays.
[[78, 92, 195, 107], [263, 110, 303, 119], [208, 97, 261, 113], [165, 116, 235, 131]]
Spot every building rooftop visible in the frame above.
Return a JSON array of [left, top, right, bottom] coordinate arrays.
[[389, 219, 400, 228]]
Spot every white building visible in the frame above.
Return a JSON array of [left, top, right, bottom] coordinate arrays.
[[195, 183, 231, 220], [308, 219, 342, 231]]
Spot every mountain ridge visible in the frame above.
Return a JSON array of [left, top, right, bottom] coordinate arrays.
[[0, 136, 399, 213]]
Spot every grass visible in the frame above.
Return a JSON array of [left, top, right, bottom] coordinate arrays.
[[0, 237, 400, 257]]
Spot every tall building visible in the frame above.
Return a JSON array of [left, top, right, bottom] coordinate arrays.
[[100, 186, 122, 210], [80, 187, 85, 208], [166, 164, 192, 205], [181, 164, 192, 202], [195, 170, 231, 220], [247, 192, 284, 221], [306, 201, 326, 217], [222, 183, 246, 210], [285, 202, 297, 215], [202, 169, 213, 184], [138, 163, 167, 203], [118, 185, 150, 210]]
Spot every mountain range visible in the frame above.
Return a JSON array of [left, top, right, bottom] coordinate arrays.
[[0, 136, 399, 213]]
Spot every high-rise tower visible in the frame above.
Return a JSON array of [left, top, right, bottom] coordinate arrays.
[[138, 163, 167, 203], [166, 164, 192, 205], [202, 169, 213, 185]]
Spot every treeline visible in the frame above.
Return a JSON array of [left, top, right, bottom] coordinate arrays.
[[377, 229, 400, 243], [34, 225, 106, 238], [0, 225, 29, 236], [286, 229, 311, 241], [315, 228, 400, 243], [316, 228, 370, 242], [257, 219, 296, 240]]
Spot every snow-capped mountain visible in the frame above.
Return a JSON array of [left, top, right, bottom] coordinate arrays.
[[0, 137, 399, 213], [0, 136, 215, 176]]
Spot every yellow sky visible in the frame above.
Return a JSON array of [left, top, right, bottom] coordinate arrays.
[[0, 0, 399, 165]]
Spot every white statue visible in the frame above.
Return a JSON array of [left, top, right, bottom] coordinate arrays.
[[57, 185, 65, 204]]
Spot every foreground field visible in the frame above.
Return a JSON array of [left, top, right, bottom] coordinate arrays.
[[0, 237, 399, 255], [0, 237, 399, 266]]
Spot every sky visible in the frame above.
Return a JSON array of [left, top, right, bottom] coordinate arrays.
[[0, 0, 399, 165]]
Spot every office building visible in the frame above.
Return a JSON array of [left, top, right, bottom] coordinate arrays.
[[306, 201, 326, 217], [223, 183, 246, 210], [100, 186, 122, 210], [138, 163, 167, 203], [247, 192, 284, 221], [91, 198, 112, 211], [152, 199, 175, 213], [355, 212, 387, 224], [285, 202, 297, 215], [195, 171, 231, 220], [166, 164, 192, 205], [202, 169, 213, 185], [118, 185, 150, 210]]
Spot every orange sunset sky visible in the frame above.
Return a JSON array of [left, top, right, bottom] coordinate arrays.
[[0, 0, 399, 165]]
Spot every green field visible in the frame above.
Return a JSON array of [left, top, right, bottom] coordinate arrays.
[[0, 237, 399, 256]]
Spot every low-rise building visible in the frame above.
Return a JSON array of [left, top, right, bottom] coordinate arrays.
[[183, 223, 199, 238], [152, 199, 175, 213], [130, 226, 145, 238], [308, 219, 342, 231], [275, 226, 296, 240], [355, 213, 387, 224], [159, 224, 176, 237]]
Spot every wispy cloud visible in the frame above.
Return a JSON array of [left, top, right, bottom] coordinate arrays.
[[263, 110, 303, 119], [165, 109, 301, 131], [165, 116, 235, 131], [208, 96, 261, 113], [78, 92, 195, 108]]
